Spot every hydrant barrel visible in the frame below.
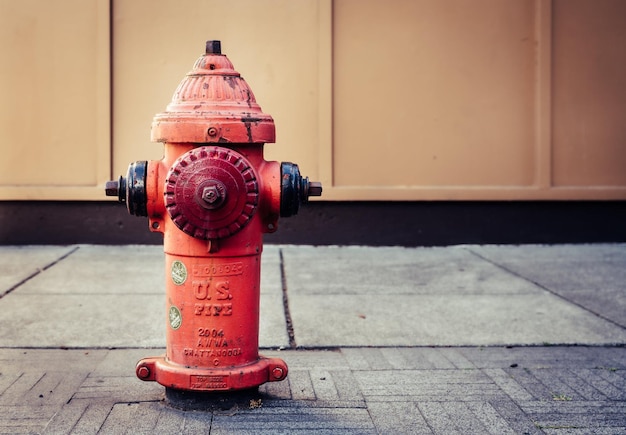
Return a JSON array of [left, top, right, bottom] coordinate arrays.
[[105, 41, 321, 401]]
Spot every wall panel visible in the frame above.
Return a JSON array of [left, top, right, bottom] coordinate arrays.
[[324, 0, 626, 199], [333, 0, 536, 188], [0, 0, 110, 200], [112, 0, 324, 184], [552, 0, 626, 187]]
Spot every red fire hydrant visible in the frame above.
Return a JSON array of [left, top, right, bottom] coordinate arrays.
[[105, 41, 321, 400]]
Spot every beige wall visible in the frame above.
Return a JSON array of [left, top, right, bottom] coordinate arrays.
[[0, 0, 110, 200], [1, 0, 625, 201]]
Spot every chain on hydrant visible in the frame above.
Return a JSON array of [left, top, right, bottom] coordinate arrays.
[[105, 41, 321, 400]]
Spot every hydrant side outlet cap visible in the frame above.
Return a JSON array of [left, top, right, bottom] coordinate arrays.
[[151, 43, 275, 144]]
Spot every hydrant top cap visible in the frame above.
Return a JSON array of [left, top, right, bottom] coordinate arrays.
[[151, 40, 275, 144]]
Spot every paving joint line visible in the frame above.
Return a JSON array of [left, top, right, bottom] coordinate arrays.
[[279, 248, 297, 349], [0, 245, 80, 300], [464, 247, 626, 332]]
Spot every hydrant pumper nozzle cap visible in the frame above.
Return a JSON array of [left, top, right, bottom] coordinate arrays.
[[151, 41, 275, 144]]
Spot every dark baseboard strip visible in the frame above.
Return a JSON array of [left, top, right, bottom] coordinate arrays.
[[1, 200, 625, 246]]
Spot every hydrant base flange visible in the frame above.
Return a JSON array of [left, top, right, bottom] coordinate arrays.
[[136, 355, 288, 392]]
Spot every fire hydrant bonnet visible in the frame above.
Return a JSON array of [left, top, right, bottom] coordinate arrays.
[[151, 41, 276, 144]]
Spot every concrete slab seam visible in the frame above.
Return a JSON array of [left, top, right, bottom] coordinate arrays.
[[0, 245, 80, 300], [464, 246, 626, 332], [279, 248, 297, 349]]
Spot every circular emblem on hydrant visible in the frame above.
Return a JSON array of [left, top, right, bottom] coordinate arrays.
[[168, 306, 182, 330], [171, 261, 188, 285]]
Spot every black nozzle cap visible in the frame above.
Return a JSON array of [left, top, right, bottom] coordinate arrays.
[[126, 161, 148, 217], [206, 40, 221, 55]]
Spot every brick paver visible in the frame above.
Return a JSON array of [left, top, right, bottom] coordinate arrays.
[[0, 347, 624, 434]]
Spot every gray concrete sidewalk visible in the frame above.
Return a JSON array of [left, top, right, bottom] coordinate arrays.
[[0, 244, 625, 434]]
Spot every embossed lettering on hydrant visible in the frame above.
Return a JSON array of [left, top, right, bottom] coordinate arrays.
[[192, 280, 233, 300], [192, 262, 244, 277]]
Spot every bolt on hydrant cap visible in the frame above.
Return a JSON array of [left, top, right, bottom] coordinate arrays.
[[151, 40, 275, 144]]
